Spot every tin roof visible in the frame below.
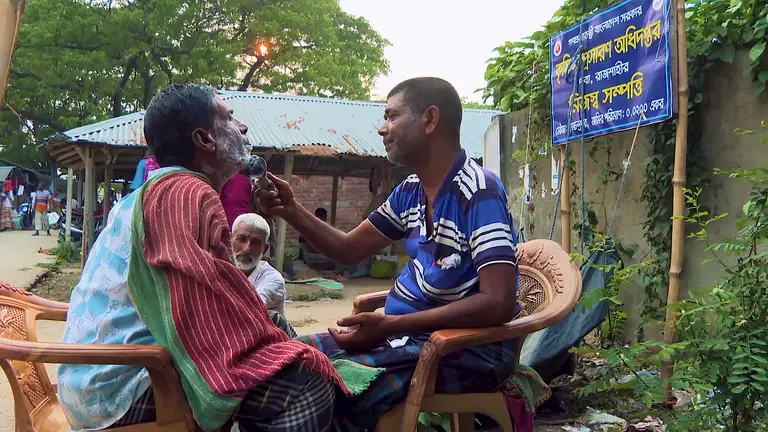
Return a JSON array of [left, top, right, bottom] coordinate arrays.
[[61, 91, 502, 159], [0, 166, 14, 181]]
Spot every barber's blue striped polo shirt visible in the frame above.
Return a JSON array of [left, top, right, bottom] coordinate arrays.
[[369, 150, 519, 316]]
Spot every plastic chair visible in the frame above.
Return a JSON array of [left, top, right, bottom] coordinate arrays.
[[350, 239, 582, 432], [0, 281, 197, 432]]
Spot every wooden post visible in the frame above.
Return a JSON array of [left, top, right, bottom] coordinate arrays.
[[560, 147, 571, 253], [661, 0, 690, 399], [275, 153, 294, 272], [65, 168, 73, 242], [330, 175, 339, 226], [103, 150, 112, 224], [82, 148, 96, 267], [0, 0, 25, 106], [77, 169, 83, 207], [382, 163, 393, 193]]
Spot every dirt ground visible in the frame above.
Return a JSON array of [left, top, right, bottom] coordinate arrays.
[[0, 229, 59, 287]]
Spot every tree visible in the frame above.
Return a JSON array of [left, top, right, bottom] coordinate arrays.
[[0, 0, 390, 169], [461, 97, 494, 110]]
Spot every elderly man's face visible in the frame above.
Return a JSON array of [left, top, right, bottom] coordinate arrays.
[[232, 223, 268, 271], [211, 96, 252, 171]]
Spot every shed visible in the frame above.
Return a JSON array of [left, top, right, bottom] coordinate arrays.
[[46, 90, 502, 267]]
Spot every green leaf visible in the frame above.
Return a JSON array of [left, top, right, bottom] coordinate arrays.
[[734, 128, 755, 135], [750, 42, 766, 62], [716, 44, 736, 63], [760, 71, 768, 84]]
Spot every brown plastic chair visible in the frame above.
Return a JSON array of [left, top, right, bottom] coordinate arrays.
[[0, 281, 197, 432], [351, 239, 583, 432]]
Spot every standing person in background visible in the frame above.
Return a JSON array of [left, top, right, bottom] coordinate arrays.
[[221, 171, 252, 230], [50, 192, 62, 216], [31, 182, 51, 236], [0, 192, 12, 231]]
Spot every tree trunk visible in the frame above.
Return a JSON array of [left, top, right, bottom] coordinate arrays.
[[112, 57, 138, 117], [141, 67, 153, 109], [238, 57, 265, 91]]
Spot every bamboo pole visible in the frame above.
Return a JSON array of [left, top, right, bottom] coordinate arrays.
[[661, 0, 690, 399], [560, 147, 571, 253], [0, 0, 25, 106]]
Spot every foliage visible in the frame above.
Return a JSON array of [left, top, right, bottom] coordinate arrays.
[[574, 123, 768, 431], [576, 237, 637, 345], [460, 98, 495, 110], [0, 0, 390, 168], [482, 0, 768, 333], [51, 240, 82, 264]]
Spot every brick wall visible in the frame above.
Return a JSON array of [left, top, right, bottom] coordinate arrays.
[[285, 175, 373, 248]]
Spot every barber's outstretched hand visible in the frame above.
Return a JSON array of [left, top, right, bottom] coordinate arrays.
[[329, 312, 391, 353], [254, 172, 295, 217]]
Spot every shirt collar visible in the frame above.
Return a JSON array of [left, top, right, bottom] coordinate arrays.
[[434, 150, 467, 200]]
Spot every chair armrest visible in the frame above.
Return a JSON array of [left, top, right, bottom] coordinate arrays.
[[0, 339, 170, 366], [30, 297, 69, 321], [352, 290, 389, 314], [0, 340, 194, 428], [429, 303, 575, 357]]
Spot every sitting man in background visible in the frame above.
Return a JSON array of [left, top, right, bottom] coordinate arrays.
[[298, 207, 336, 270], [232, 213, 293, 335], [257, 77, 520, 430], [58, 83, 344, 432]]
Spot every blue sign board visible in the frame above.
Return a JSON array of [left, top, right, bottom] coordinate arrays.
[[550, 0, 673, 145]]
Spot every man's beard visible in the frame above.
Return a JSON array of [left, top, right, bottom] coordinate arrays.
[[234, 252, 261, 271], [218, 130, 253, 168]]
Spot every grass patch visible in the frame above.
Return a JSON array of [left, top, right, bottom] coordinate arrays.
[[291, 316, 319, 327], [288, 290, 345, 302]]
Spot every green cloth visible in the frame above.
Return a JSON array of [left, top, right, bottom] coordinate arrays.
[[286, 277, 344, 290], [331, 359, 383, 395], [127, 169, 241, 431], [501, 363, 552, 412]]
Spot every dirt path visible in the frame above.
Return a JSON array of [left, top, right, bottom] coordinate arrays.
[[0, 229, 63, 432], [0, 229, 59, 287]]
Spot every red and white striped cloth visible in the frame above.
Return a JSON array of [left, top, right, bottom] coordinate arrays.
[[141, 173, 347, 396]]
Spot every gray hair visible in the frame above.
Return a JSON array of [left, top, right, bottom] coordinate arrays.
[[232, 213, 271, 242]]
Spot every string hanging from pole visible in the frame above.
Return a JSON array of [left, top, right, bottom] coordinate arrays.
[[606, 3, 671, 236], [518, 60, 537, 244]]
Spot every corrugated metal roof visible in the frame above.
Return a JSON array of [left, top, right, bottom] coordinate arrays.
[[63, 91, 502, 158], [0, 166, 14, 180]]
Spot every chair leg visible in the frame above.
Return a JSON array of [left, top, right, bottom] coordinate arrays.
[[485, 396, 514, 432], [450, 413, 475, 432], [376, 403, 405, 431], [420, 393, 515, 432]]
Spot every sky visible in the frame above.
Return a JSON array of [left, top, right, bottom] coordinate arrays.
[[338, 0, 565, 102]]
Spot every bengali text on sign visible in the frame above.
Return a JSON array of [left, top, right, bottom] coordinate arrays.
[[550, 0, 673, 145]]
